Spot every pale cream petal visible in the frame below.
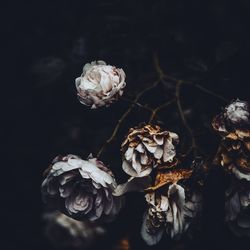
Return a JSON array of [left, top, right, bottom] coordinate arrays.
[[124, 147, 134, 161], [132, 153, 142, 173], [122, 160, 138, 177], [153, 135, 164, 145], [154, 146, 163, 159], [135, 143, 145, 153], [143, 141, 157, 153], [163, 140, 176, 162], [140, 153, 149, 165]]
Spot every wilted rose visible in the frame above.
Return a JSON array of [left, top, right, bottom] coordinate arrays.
[[41, 154, 123, 222], [43, 211, 106, 249], [212, 99, 250, 135], [141, 169, 202, 245], [213, 99, 250, 181], [121, 125, 179, 178], [75, 60, 126, 109]]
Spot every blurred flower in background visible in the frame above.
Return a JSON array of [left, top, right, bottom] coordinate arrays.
[[71, 37, 87, 64], [43, 211, 106, 249], [31, 56, 66, 88]]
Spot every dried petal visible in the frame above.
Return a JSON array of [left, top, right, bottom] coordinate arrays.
[[146, 169, 193, 192], [121, 125, 179, 178], [212, 100, 250, 180], [141, 182, 202, 245]]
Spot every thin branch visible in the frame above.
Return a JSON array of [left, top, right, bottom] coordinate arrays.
[[153, 52, 228, 103], [97, 54, 228, 158], [164, 74, 179, 83], [149, 98, 176, 123], [153, 53, 165, 80], [175, 81, 198, 156], [163, 74, 228, 103], [134, 79, 160, 100], [121, 97, 154, 112], [97, 80, 160, 158], [187, 82, 229, 102]]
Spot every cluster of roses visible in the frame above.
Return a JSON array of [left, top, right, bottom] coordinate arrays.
[[41, 61, 250, 247], [213, 100, 250, 236]]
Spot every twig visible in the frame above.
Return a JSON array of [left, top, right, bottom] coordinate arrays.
[[153, 53, 165, 80], [153, 52, 228, 103], [175, 81, 198, 156], [121, 97, 153, 112], [149, 98, 176, 123], [97, 54, 228, 158], [165, 75, 228, 103], [97, 80, 160, 158], [186, 82, 228, 102], [97, 108, 131, 158]]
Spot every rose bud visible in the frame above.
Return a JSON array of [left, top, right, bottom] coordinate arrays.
[[225, 184, 250, 237], [141, 169, 202, 245], [75, 60, 126, 109], [121, 125, 179, 178], [212, 99, 250, 181], [43, 211, 106, 249], [41, 154, 124, 222]]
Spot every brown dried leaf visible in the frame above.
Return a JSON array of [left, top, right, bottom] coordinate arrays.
[[146, 169, 193, 191]]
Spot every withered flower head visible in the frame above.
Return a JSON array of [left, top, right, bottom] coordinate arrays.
[[225, 185, 250, 237], [41, 154, 123, 222], [226, 100, 250, 125], [218, 139, 250, 181], [212, 99, 250, 137], [121, 125, 179, 178], [43, 211, 106, 249], [213, 100, 250, 181], [141, 169, 202, 245], [75, 60, 126, 109]]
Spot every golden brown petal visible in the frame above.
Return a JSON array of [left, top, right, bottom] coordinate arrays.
[[236, 158, 250, 173], [146, 169, 193, 192]]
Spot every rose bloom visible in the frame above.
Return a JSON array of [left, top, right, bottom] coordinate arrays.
[[75, 60, 126, 109], [41, 154, 123, 222], [141, 184, 202, 245], [121, 125, 179, 178], [141, 169, 203, 246]]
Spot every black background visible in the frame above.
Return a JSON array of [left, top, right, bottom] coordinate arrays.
[[3, 0, 250, 249]]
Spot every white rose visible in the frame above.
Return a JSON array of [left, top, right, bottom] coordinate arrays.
[[41, 154, 124, 222], [75, 60, 126, 109]]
